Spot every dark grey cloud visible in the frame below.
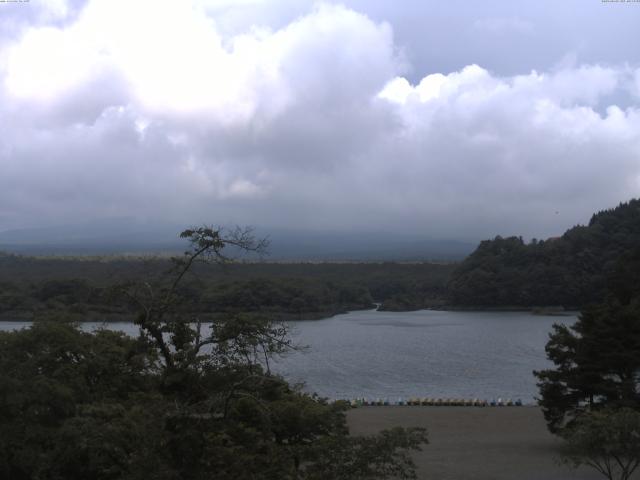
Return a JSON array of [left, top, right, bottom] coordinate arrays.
[[0, 0, 639, 242]]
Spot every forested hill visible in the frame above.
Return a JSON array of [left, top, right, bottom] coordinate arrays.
[[448, 199, 640, 308]]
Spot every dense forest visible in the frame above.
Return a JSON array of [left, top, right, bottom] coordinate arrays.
[[0, 255, 454, 321], [448, 199, 640, 308]]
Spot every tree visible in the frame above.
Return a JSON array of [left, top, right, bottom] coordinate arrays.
[[0, 226, 428, 480], [534, 248, 640, 433], [535, 299, 640, 432], [559, 408, 640, 480], [118, 225, 271, 373], [0, 322, 157, 480]]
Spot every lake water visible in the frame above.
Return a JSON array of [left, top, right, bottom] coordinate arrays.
[[0, 309, 576, 403], [275, 309, 576, 403]]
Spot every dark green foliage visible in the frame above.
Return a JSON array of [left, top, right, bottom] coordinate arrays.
[[302, 427, 428, 480], [0, 322, 156, 480], [200, 278, 375, 317], [535, 247, 640, 433], [535, 299, 640, 432], [0, 227, 428, 479], [449, 199, 640, 308], [559, 408, 640, 480], [0, 253, 454, 320]]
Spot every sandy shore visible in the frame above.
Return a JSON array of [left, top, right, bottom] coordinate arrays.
[[347, 406, 613, 480]]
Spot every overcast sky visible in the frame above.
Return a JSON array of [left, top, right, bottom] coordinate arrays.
[[1, 0, 639, 240]]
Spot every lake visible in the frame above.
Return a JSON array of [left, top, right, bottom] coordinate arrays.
[[0, 309, 576, 403]]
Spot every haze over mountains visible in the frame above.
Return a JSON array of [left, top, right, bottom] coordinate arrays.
[[0, 219, 474, 261]]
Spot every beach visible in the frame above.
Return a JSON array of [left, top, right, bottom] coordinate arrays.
[[347, 406, 608, 480]]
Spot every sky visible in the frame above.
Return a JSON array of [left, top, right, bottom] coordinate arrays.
[[1, 0, 639, 241]]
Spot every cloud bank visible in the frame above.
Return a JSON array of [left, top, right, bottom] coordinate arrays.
[[1, 0, 639, 240]]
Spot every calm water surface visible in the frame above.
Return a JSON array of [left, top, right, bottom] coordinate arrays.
[[0, 309, 576, 402], [274, 309, 576, 403]]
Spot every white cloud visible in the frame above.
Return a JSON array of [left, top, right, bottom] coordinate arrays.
[[372, 64, 640, 236], [0, 1, 639, 240], [3, 1, 396, 121]]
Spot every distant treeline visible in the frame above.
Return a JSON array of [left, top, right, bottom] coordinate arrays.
[[3, 199, 638, 318], [0, 256, 454, 320], [448, 199, 640, 308]]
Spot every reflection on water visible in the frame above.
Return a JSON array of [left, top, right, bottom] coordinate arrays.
[[0, 309, 575, 402]]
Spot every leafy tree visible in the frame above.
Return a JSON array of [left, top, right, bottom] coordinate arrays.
[[0, 226, 428, 480], [0, 322, 156, 480], [535, 300, 640, 432], [534, 247, 640, 433], [560, 408, 640, 480]]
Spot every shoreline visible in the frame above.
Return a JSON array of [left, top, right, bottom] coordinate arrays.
[[380, 305, 579, 315], [0, 302, 582, 323], [0, 305, 579, 323]]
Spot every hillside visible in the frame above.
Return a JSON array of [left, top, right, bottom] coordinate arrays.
[[448, 199, 640, 308]]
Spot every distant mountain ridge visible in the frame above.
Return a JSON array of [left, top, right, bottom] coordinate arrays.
[[448, 198, 640, 308], [0, 219, 474, 261]]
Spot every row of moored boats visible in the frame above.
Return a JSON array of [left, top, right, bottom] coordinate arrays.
[[339, 397, 525, 407]]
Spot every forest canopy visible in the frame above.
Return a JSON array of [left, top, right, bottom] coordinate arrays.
[[448, 199, 640, 308]]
